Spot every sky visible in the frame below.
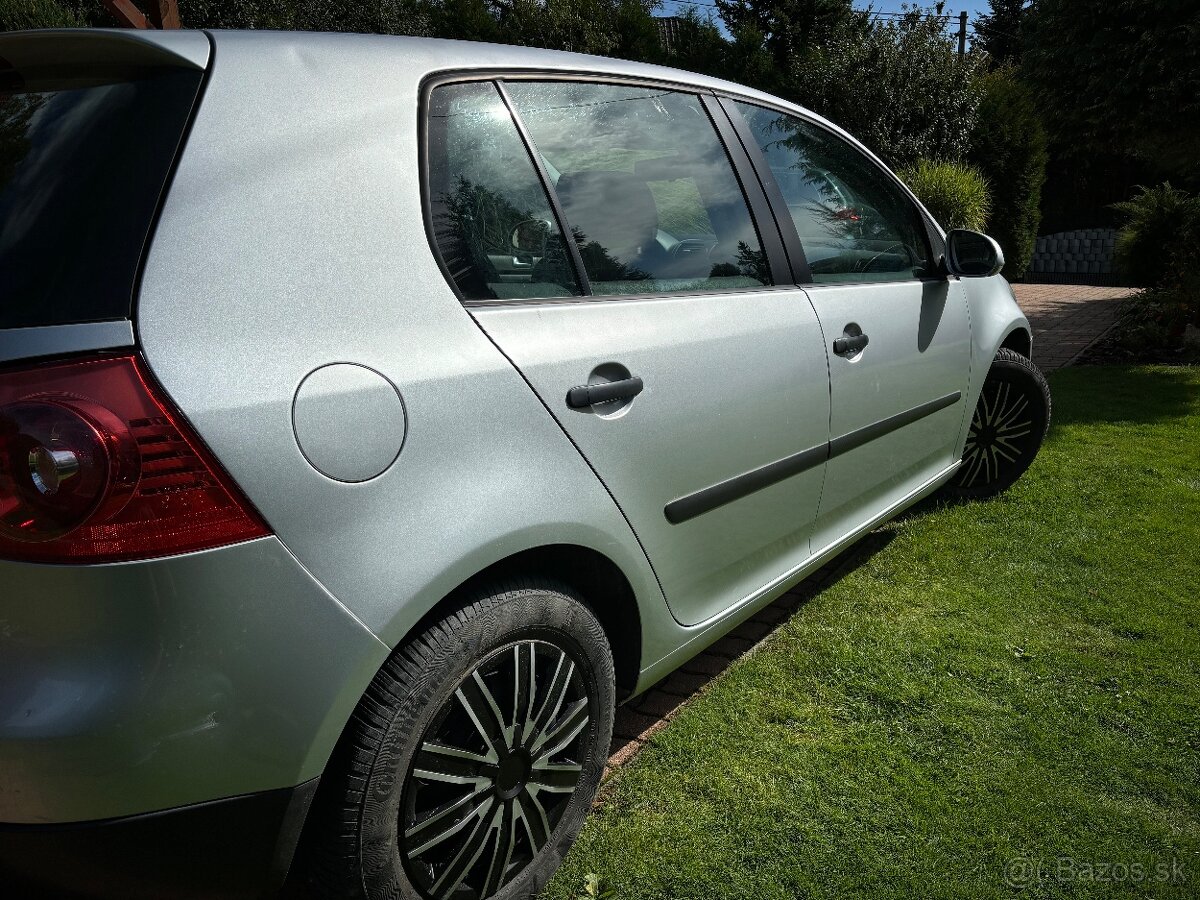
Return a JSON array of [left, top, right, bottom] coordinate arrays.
[[656, 0, 994, 42]]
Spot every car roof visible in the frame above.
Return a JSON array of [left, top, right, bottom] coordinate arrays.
[[203, 30, 848, 136]]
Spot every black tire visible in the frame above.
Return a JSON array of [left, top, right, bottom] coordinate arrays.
[[946, 348, 1051, 500], [296, 581, 615, 900]]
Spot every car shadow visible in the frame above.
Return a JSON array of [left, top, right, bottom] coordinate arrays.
[[610, 529, 899, 768]]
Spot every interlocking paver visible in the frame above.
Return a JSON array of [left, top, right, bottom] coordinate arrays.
[[604, 282, 1139, 769], [1011, 284, 1137, 370]]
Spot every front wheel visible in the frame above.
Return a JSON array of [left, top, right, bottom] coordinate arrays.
[[298, 581, 615, 900], [948, 348, 1052, 500]]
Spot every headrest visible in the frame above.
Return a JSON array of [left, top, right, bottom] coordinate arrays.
[[555, 170, 658, 261]]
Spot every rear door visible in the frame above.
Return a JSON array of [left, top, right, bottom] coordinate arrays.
[[423, 77, 831, 627], [726, 100, 972, 552]]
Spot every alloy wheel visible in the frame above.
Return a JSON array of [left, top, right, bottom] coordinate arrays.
[[958, 378, 1037, 489], [399, 640, 592, 899]]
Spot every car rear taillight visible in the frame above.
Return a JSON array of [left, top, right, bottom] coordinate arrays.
[[0, 353, 270, 563]]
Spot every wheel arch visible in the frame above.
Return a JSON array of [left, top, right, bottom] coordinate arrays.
[[407, 543, 643, 701], [1000, 326, 1032, 359]]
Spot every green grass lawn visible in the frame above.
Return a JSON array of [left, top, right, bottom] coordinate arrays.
[[545, 365, 1200, 900]]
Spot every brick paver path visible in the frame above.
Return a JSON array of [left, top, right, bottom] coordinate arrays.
[[1011, 283, 1137, 371], [606, 282, 1138, 772]]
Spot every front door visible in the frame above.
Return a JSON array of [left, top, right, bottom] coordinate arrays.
[[727, 100, 972, 551], [423, 77, 831, 627]]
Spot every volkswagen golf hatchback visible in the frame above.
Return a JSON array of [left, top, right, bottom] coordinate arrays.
[[0, 28, 1050, 900]]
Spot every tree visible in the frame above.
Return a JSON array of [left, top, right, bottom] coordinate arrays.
[[973, 0, 1029, 67], [0, 0, 95, 29], [968, 68, 1047, 276], [714, 0, 863, 71], [789, 6, 985, 167], [1023, 0, 1200, 182]]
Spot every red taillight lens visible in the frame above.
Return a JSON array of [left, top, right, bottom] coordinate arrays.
[[0, 354, 270, 563]]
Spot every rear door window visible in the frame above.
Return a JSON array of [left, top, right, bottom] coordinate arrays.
[[0, 64, 203, 329], [504, 81, 771, 296], [426, 81, 582, 302]]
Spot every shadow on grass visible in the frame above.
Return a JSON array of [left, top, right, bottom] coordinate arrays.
[[1047, 364, 1198, 427], [614, 529, 899, 761]]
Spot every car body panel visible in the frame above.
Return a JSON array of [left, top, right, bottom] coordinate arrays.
[[805, 278, 973, 549], [0, 537, 388, 824], [472, 289, 831, 627], [135, 31, 671, 662]]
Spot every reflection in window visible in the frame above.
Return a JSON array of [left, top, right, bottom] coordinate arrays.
[[733, 102, 932, 284], [504, 82, 770, 297], [427, 82, 581, 301]]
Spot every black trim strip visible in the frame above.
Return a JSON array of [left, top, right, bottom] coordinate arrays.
[[664, 443, 828, 525], [495, 79, 592, 296], [699, 93, 790, 288], [664, 390, 963, 524], [715, 95, 813, 286], [828, 391, 961, 459]]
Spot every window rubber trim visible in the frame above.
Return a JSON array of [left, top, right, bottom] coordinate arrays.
[[418, 69, 791, 307]]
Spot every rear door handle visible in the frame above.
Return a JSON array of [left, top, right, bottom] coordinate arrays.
[[567, 376, 644, 409], [833, 333, 869, 356]]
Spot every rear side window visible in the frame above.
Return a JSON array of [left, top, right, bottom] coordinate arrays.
[[0, 65, 203, 330], [733, 102, 933, 284], [426, 81, 582, 302], [505, 82, 770, 297]]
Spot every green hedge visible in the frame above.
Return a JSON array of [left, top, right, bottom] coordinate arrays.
[[968, 69, 1048, 278], [898, 159, 991, 232]]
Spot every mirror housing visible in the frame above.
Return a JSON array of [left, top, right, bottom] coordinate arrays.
[[945, 229, 1005, 278], [510, 218, 551, 255]]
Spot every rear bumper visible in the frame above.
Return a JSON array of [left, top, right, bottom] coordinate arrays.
[[0, 537, 389, 824], [0, 779, 318, 899]]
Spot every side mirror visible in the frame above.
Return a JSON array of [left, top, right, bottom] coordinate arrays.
[[945, 229, 1004, 278], [510, 218, 551, 255]]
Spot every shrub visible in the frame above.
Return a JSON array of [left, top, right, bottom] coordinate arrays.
[[968, 69, 1048, 278], [1112, 183, 1200, 288], [0, 0, 85, 29], [898, 159, 991, 232]]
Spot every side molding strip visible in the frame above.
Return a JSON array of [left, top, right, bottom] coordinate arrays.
[[828, 391, 962, 460], [664, 391, 963, 524], [664, 443, 827, 525]]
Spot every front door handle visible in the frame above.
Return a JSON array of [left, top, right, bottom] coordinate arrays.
[[567, 376, 644, 409], [833, 329, 869, 356]]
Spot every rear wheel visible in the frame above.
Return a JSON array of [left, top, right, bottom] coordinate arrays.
[[948, 348, 1051, 500], [299, 581, 615, 900]]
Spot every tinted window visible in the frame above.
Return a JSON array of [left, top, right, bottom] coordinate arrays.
[[505, 82, 771, 296], [0, 66, 202, 330], [426, 81, 581, 302], [733, 102, 932, 284]]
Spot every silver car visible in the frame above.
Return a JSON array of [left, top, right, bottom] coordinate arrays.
[[0, 28, 1051, 900]]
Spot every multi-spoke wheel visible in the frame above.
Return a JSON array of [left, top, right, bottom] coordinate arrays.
[[297, 582, 614, 900], [949, 347, 1051, 500], [402, 641, 591, 898]]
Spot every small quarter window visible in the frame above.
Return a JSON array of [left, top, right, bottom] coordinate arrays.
[[426, 81, 582, 301], [504, 82, 771, 296], [733, 102, 933, 284]]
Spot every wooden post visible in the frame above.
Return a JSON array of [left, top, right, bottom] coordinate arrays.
[[101, 0, 180, 29], [958, 11, 968, 58]]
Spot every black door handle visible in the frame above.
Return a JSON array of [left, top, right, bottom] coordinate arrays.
[[833, 333, 869, 356], [567, 376, 644, 409]]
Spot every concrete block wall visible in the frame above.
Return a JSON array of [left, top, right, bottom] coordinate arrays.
[[1025, 228, 1124, 284]]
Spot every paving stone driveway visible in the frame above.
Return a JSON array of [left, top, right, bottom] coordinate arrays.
[[606, 282, 1138, 771], [1011, 283, 1138, 371]]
